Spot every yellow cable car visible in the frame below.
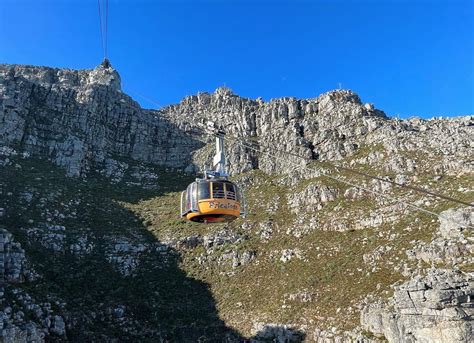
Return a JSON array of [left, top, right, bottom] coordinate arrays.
[[180, 179, 243, 223], [180, 122, 245, 223]]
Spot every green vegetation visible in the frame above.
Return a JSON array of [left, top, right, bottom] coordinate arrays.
[[127, 163, 466, 335], [0, 151, 471, 339]]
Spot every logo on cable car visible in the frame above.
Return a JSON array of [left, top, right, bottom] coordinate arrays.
[[208, 201, 239, 210]]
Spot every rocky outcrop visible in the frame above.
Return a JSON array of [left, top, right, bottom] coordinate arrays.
[[0, 229, 66, 343], [0, 287, 67, 343], [0, 317, 45, 343], [313, 327, 374, 342], [162, 88, 389, 175], [3, 63, 472, 179], [362, 269, 473, 342], [407, 208, 473, 267], [162, 87, 473, 178], [0, 228, 26, 282], [362, 208, 474, 342], [287, 183, 339, 212], [105, 237, 149, 276], [251, 322, 306, 342], [439, 208, 474, 239], [0, 64, 201, 176]]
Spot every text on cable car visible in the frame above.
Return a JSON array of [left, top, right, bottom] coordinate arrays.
[[208, 201, 239, 210]]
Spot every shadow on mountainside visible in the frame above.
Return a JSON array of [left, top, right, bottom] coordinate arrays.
[[0, 156, 305, 342]]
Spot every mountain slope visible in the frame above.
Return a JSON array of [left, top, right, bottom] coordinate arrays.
[[0, 63, 472, 342]]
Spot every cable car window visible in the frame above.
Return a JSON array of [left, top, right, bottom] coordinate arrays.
[[225, 183, 236, 200], [198, 182, 210, 200], [181, 191, 187, 216], [186, 184, 192, 211], [191, 183, 198, 211], [212, 182, 225, 198]]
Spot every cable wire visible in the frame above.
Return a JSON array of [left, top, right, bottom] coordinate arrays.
[[105, 0, 109, 58], [223, 133, 472, 227], [123, 87, 164, 109], [97, 0, 109, 59], [216, 128, 473, 208]]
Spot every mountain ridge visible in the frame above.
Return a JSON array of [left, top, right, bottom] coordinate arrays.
[[0, 63, 472, 342]]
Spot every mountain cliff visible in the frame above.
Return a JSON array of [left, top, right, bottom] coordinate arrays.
[[0, 63, 472, 342]]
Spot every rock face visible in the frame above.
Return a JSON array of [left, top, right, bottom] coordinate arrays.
[[2, 64, 472, 178], [407, 207, 474, 267], [439, 208, 474, 240], [0, 64, 200, 176], [0, 228, 66, 343], [287, 183, 339, 212], [161, 87, 473, 178], [163, 87, 389, 175], [361, 269, 473, 343], [251, 322, 306, 342], [362, 210, 474, 343], [1, 63, 473, 342], [0, 228, 26, 282]]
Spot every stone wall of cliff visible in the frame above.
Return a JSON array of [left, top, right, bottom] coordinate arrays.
[[0, 64, 201, 177], [2, 64, 472, 179]]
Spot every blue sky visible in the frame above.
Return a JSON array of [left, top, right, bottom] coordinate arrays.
[[0, 0, 473, 118]]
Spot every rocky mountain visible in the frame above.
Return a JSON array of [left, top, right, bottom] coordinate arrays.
[[0, 63, 472, 342]]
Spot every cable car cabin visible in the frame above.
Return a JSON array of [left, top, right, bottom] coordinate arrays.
[[181, 180, 244, 223]]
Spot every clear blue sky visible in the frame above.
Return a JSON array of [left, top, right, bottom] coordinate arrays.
[[1, 0, 473, 118]]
